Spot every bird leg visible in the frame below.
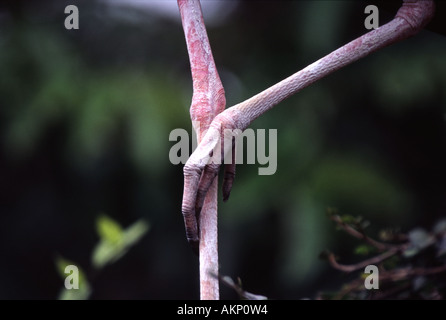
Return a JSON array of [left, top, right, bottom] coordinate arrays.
[[181, 0, 435, 245], [178, 0, 231, 300]]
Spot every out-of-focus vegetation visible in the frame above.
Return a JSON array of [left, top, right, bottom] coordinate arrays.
[[0, 0, 445, 299], [56, 214, 148, 300], [319, 212, 446, 300], [221, 213, 446, 300]]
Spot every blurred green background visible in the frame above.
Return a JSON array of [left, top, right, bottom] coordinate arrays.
[[0, 0, 445, 299]]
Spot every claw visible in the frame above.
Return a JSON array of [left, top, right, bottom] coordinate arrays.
[[182, 114, 238, 251], [189, 163, 220, 256], [182, 161, 203, 251], [222, 163, 236, 202], [222, 132, 237, 202], [222, 168, 235, 202], [181, 126, 221, 249]]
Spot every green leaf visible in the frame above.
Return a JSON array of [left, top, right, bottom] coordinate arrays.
[[354, 244, 374, 256], [92, 219, 149, 269], [91, 240, 126, 270], [122, 219, 150, 247], [96, 214, 123, 245], [340, 215, 357, 224]]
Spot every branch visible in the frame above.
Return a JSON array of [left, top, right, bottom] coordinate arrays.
[[381, 264, 446, 281], [330, 214, 401, 251], [327, 249, 399, 273], [330, 264, 446, 300]]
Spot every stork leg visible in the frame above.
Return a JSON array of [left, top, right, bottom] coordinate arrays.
[[181, 0, 435, 245], [178, 0, 230, 300]]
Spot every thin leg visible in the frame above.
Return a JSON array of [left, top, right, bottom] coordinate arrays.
[[181, 0, 435, 241], [178, 0, 225, 300]]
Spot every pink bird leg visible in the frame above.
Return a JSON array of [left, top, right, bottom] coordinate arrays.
[[181, 0, 435, 248], [178, 0, 231, 300]]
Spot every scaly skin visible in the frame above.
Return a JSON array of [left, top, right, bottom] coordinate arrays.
[[178, 0, 228, 300], [181, 0, 435, 248]]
